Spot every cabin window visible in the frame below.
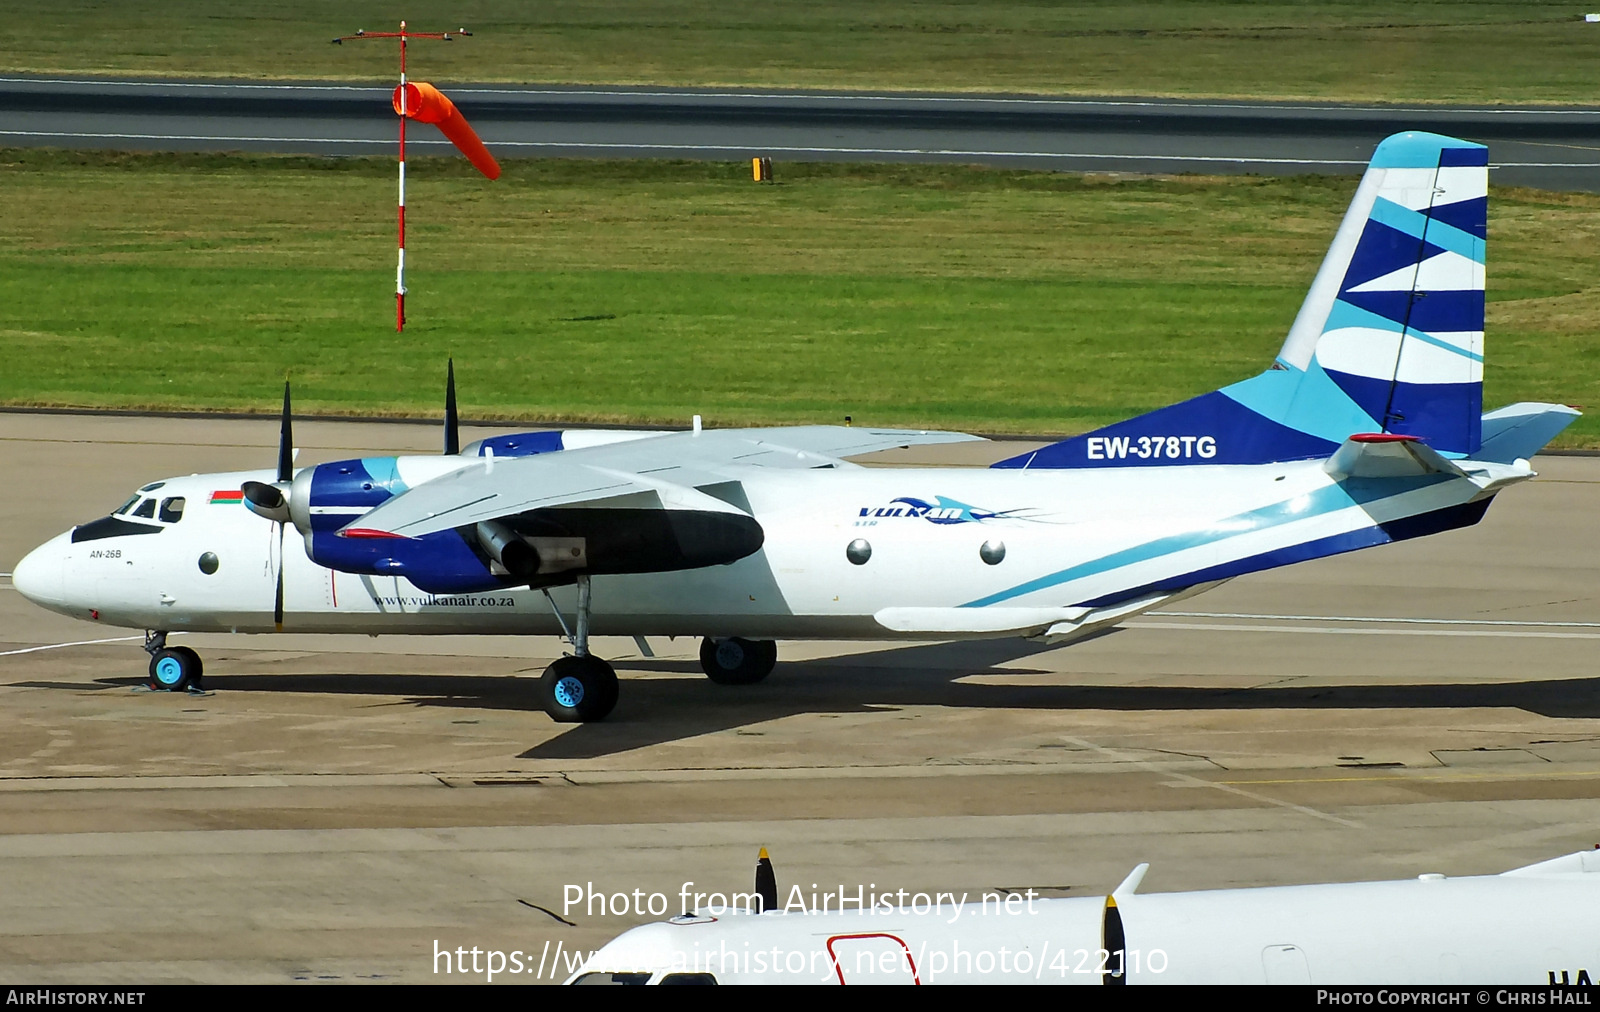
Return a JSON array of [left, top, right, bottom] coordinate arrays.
[[159, 497, 186, 524], [131, 498, 156, 519]]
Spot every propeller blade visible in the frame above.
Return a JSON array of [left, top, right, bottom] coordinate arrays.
[[276, 381, 294, 484], [273, 523, 285, 631], [755, 847, 778, 913], [444, 358, 460, 455]]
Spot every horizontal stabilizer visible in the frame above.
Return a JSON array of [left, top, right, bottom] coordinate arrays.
[[1500, 851, 1600, 878], [1475, 402, 1580, 464], [1113, 864, 1150, 898], [1323, 432, 1538, 495], [1322, 433, 1467, 480]]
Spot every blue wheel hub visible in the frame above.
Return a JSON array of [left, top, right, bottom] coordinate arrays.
[[154, 656, 184, 686], [715, 640, 745, 669], [553, 675, 586, 708]]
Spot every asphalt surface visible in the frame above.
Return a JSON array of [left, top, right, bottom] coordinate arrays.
[[4, 76, 1600, 190], [2, 414, 1598, 983]]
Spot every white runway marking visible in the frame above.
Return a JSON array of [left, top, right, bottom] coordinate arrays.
[[1159, 611, 1600, 628], [1059, 735, 1361, 828], [0, 636, 144, 657], [0, 77, 389, 93], [6, 130, 1593, 170], [6, 78, 1599, 117], [0, 130, 1368, 164], [1129, 620, 1600, 640]]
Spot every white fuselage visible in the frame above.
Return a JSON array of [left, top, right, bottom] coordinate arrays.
[[14, 451, 1492, 642], [569, 852, 1600, 985]]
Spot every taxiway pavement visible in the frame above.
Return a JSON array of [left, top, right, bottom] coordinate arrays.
[[1, 413, 1596, 983]]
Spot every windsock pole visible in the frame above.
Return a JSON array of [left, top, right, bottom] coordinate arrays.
[[328, 21, 476, 334], [397, 22, 407, 332]]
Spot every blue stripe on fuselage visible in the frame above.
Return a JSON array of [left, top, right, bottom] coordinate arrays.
[[1075, 497, 1491, 608], [959, 475, 1452, 608]]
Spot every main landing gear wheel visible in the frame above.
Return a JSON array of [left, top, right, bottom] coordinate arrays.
[[699, 637, 777, 685], [540, 654, 619, 723], [148, 646, 203, 692], [537, 574, 621, 722]]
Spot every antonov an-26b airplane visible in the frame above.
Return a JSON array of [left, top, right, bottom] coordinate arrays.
[[11, 132, 1579, 722]]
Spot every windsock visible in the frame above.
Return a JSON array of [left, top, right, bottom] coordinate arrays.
[[392, 81, 501, 180]]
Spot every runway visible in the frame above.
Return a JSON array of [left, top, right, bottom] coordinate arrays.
[[1, 412, 1597, 983], [4, 76, 1600, 190]]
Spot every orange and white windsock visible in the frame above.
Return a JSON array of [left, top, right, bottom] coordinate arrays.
[[391, 81, 501, 180]]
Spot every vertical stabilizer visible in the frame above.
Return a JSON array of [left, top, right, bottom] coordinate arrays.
[[996, 132, 1487, 470], [1284, 132, 1486, 453]]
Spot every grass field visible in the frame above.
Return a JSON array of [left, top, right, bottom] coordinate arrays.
[[0, 149, 1595, 446], [2, 2, 1599, 105]]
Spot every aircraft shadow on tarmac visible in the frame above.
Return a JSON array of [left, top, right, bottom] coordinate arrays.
[[26, 636, 1600, 760]]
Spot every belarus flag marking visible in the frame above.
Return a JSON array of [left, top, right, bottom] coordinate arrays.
[[209, 490, 245, 505]]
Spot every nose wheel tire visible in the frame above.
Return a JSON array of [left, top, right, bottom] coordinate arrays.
[[148, 646, 203, 692], [699, 637, 777, 685], [540, 654, 619, 723]]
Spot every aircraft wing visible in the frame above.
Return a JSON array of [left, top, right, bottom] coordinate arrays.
[[351, 425, 983, 538]]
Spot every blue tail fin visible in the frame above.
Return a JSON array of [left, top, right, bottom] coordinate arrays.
[[995, 131, 1489, 470]]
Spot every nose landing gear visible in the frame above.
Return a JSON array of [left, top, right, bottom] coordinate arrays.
[[143, 631, 204, 692]]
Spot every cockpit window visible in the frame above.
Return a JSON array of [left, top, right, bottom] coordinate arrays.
[[159, 497, 186, 524], [139, 481, 166, 493], [571, 972, 652, 985], [112, 495, 140, 516], [131, 498, 156, 519], [658, 973, 717, 985]]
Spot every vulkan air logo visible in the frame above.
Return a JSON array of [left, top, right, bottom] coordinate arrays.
[[857, 496, 1029, 525]]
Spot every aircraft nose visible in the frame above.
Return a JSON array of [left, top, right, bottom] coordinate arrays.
[[12, 535, 67, 608]]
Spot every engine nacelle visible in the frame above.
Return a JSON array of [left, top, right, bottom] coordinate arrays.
[[305, 526, 507, 595], [290, 456, 414, 537]]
